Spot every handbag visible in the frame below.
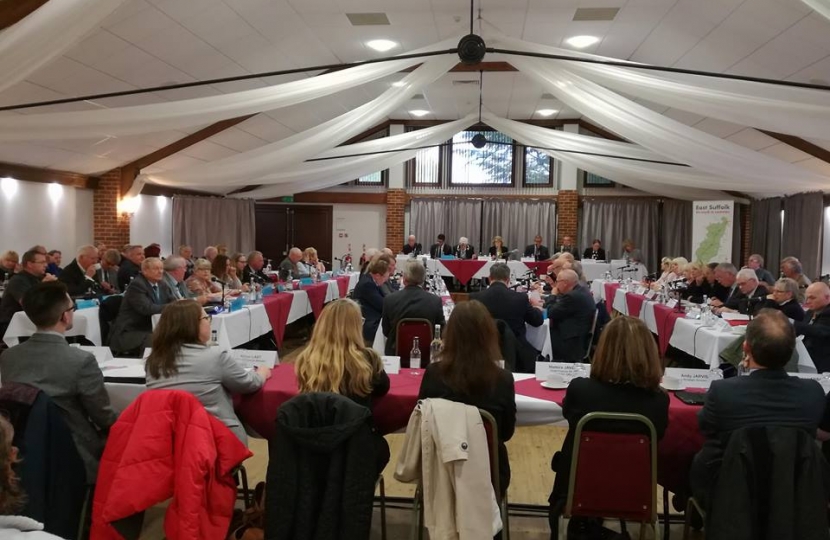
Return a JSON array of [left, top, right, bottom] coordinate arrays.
[[227, 482, 266, 540]]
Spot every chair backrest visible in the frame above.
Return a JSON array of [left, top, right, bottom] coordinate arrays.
[[565, 412, 657, 523], [581, 308, 599, 362], [494, 319, 518, 372], [98, 295, 123, 346], [396, 318, 433, 368], [478, 409, 502, 502]]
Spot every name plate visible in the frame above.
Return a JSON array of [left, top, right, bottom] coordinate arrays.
[[635, 286, 647, 296], [714, 318, 731, 333], [382, 356, 401, 375], [645, 290, 656, 300], [77, 346, 114, 364], [666, 299, 678, 309], [535, 361, 591, 381], [663, 368, 713, 389], [520, 257, 535, 263], [231, 349, 278, 369], [142, 348, 152, 358]]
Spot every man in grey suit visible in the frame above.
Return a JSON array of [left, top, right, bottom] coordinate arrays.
[[109, 257, 176, 355], [381, 261, 444, 356], [0, 282, 118, 482], [545, 269, 597, 362]]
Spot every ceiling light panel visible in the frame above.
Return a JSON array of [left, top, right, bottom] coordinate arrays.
[[346, 13, 390, 26], [572, 8, 620, 21]]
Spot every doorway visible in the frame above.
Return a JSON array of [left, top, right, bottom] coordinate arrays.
[[255, 204, 333, 268]]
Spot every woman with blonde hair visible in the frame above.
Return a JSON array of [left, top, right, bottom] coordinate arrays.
[[295, 298, 390, 468], [681, 261, 712, 303], [548, 316, 669, 531], [302, 247, 326, 274], [185, 258, 222, 297], [488, 236, 509, 260]]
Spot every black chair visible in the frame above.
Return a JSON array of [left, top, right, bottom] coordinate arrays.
[[98, 295, 122, 346], [495, 319, 519, 372]]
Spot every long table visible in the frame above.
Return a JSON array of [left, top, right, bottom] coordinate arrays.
[[4, 307, 102, 346]]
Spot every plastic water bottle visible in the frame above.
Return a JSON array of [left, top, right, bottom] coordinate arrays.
[[410, 337, 422, 368], [249, 277, 256, 302], [265, 259, 272, 273], [430, 325, 442, 363], [255, 283, 262, 303], [210, 330, 218, 346]]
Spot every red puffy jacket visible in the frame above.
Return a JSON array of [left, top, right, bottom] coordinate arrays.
[[91, 390, 252, 540]]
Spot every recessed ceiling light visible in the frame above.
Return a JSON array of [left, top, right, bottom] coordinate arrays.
[[409, 109, 430, 117], [391, 81, 406, 87], [565, 35, 600, 49], [366, 39, 398, 52], [536, 109, 559, 117]]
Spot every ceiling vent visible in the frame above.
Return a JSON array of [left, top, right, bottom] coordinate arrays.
[[541, 93, 555, 99], [411, 94, 426, 100], [346, 13, 390, 26], [452, 80, 481, 87], [572, 8, 619, 21]]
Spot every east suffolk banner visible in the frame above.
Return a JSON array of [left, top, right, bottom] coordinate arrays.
[[692, 201, 734, 263]]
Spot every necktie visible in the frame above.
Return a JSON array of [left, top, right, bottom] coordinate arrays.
[[151, 284, 159, 302]]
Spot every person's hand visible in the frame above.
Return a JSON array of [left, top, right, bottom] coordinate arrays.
[[241, 283, 250, 293], [766, 293, 775, 300], [530, 296, 544, 308], [85, 265, 97, 278], [196, 294, 210, 305], [42, 274, 57, 282], [255, 366, 272, 380], [101, 281, 115, 293]]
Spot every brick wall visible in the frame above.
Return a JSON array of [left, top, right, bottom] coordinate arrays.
[[385, 189, 406, 249], [93, 169, 130, 248], [556, 190, 578, 245]]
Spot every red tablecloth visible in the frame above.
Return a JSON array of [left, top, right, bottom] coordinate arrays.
[[438, 259, 487, 285], [513, 377, 704, 495], [235, 363, 425, 440], [625, 292, 647, 318], [524, 261, 550, 277], [301, 282, 328, 318], [603, 282, 621, 315], [262, 293, 294, 347], [654, 303, 685, 357], [335, 275, 350, 298]]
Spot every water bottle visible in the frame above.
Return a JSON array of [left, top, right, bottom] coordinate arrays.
[[430, 325, 442, 363], [210, 329, 218, 346], [249, 277, 256, 302], [410, 337, 422, 368], [255, 283, 262, 303], [285, 270, 294, 290], [310, 266, 318, 282], [265, 259, 272, 273]]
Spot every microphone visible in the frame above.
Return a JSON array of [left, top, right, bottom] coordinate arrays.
[[211, 276, 227, 285], [318, 259, 330, 265]]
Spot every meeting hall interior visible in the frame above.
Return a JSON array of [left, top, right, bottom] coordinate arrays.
[[3, 0, 830, 538]]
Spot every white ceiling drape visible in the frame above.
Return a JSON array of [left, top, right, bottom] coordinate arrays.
[[509, 57, 830, 193], [802, 0, 830, 22], [0, 37, 460, 142], [130, 55, 457, 196], [0, 0, 128, 94], [495, 36, 830, 142]]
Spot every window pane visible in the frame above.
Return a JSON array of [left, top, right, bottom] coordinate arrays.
[[358, 171, 383, 184], [585, 172, 614, 186], [451, 131, 513, 185], [524, 147, 551, 185], [413, 145, 440, 184]]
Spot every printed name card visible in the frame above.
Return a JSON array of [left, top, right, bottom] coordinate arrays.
[[666, 299, 678, 309], [78, 346, 114, 364], [714, 318, 731, 333], [231, 350, 278, 369], [382, 356, 401, 375], [645, 290, 657, 300], [663, 368, 713, 389], [635, 286, 647, 296], [535, 361, 591, 381]]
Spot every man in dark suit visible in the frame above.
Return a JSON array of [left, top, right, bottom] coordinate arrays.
[[402, 235, 422, 256], [454, 237, 475, 260], [429, 234, 452, 259], [747, 253, 775, 287], [381, 261, 445, 356], [109, 257, 176, 355], [690, 310, 826, 506], [0, 249, 58, 337], [759, 277, 805, 321], [0, 282, 118, 482], [471, 263, 544, 370], [709, 262, 739, 305], [524, 235, 550, 261], [715, 268, 767, 315], [243, 250, 270, 284], [795, 282, 830, 372], [116, 244, 145, 291], [546, 269, 597, 362], [582, 239, 607, 261], [557, 235, 580, 260], [59, 245, 103, 298]]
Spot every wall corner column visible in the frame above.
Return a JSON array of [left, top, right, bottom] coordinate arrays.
[[93, 168, 130, 248], [557, 190, 579, 246], [386, 189, 406, 250]]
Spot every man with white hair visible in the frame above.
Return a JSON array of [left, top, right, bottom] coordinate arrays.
[[716, 268, 765, 315], [279, 247, 308, 281], [795, 282, 830, 372], [747, 253, 775, 286], [203, 245, 218, 263], [709, 262, 739, 307], [546, 269, 597, 362], [58, 245, 102, 297], [117, 245, 145, 290], [402, 235, 422, 256], [455, 237, 475, 260], [781, 256, 811, 303]]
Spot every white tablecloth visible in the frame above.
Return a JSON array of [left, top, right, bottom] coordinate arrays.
[[4, 307, 102, 346], [513, 373, 564, 426]]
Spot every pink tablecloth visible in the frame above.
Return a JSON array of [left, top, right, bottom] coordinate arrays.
[[603, 282, 621, 315], [235, 364, 424, 440], [653, 303, 685, 357], [524, 261, 550, 277], [439, 259, 487, 285], [513, 376, 704, 495], [625, 292, 646, 318], [335, 275, 350, 298], [302, 282, 328, 318], [262, 294, 294, 347]]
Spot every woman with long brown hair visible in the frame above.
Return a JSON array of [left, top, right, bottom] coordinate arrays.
[[548, 316, 669, 535], [211, 254, 244, 291], [145, 300, 271, 444], [418, 300, 516, 492]]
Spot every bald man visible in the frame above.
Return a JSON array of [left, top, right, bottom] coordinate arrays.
[[402, 235, 422, 256], [279, 247, 309, 281], [58, 245, 102, 297], [546, 269, 597, 362], [795, 282, 830, 372]]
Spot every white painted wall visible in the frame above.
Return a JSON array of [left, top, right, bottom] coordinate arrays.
[[129, 195, 174, 256], [332, 204, 386, 265], [823, 205, 830, 277], [0, 178, 93, 258]]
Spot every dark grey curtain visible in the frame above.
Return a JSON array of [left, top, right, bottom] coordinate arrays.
[[580, 198, 660, 271], [783, 192, 824, 279], [731, 204, 744, 267], [172, 196, 256, 256], [480, 200, 556, 256], [750, 197, 782, 272], [660, 199, 692, 260], [410, 198, 482, 251]]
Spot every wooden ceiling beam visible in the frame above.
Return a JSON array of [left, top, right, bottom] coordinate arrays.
[[0, 0, 49, 31], [759, 130, 830, 166], [0, 161, 98, 189]]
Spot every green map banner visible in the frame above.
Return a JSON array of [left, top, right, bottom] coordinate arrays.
[[691, 201, 734, 263]]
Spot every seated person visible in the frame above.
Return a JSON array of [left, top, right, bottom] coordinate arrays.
[[524, 235, 550, 261], [582, 239, 606, 261], [488, 236, 508, 260], [381, 261, 445, 356], [546, 269, 597, 362], [747, 253, 775, 287], [279, 248, 309, 281], [59, 245, 102, 297], [795, 282, 830, 373], [418, 300, 515, 493], [691, 310, 825, 507], [211, 253, 244, 292], [557, 236, 580, 260], [715, 268, 766, 314], [145, 300, 270, 445], [242, 250, 269, 284], [709, 262, 739, 306], [620, 239, 643, 264], [185, 258, 222, 297], [98, 248, 121, 294], [680, 262, 713, 304], [455, 237, 475, 260], [402, 235, 422, 256], [0, 249, 57, 338], [549, 316, 668, 522], [295, 298, 390, 472], [0, 250, 18, 281], [761, 277, 805, 321], [653, 257, 673, 286], [116, 245, 145, 291], [781, 256, 811, 303], [353, 257, 390, 342], [301, 247, 326, 274], [0, 282, 118, 483], [109, 257, 176, 355], [429, 234, 453, 259], [377, 253, 400, 296], [46, 250, 62, 276]]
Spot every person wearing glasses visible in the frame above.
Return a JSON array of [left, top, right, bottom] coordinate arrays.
[[0, 282, 117, 483], [760, 277, 805, 322], [145, 300, 271, 445], [0, 249, 57, 338], [714, 268, 766, 315]]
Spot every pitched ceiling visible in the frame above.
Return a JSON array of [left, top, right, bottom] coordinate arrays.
[[1, 0, 830, 180]]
